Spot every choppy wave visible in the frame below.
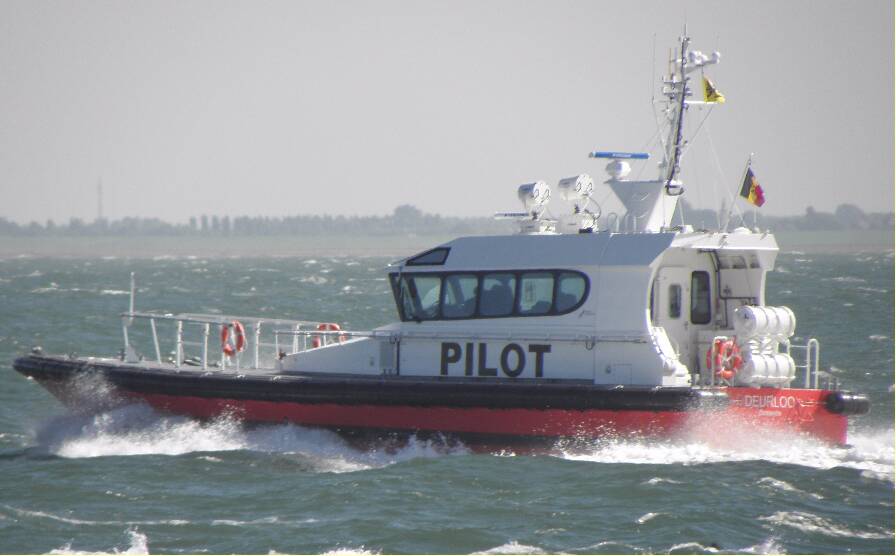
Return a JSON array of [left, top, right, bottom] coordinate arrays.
[[319, 547, 380, 556], [757, 477, 823, 499], [1, 502, 321, 535], [857, 286, 890, 294], [474, 541, 547, 554], [642, 476, 683, 485], [666, 541, 721, 554], [48, 529, 148, 555], [210, 516, 317, 527], [30, 404, 469, 473], [759, 510, 894, 539], [737, 538, 785, 555], [665, 537, 786, 555], [829, 275, 866, 283], [31, 282, 60, 293], [28, 284, 130, 296], [557, 427, 895, 482], [576, 540, 642, 553], [2, 505, 189, 527], [636, 511, 662, 524]]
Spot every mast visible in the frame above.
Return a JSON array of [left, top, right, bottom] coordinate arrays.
[[596, 32, 720, 233], [659, 31, 720, 198], [664, 34, 690, 196]]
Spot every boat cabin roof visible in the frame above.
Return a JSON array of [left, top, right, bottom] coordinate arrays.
[[393, 229, 779, 272]]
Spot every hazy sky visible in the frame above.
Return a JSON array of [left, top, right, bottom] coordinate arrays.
[[1, 0, 892, 224]]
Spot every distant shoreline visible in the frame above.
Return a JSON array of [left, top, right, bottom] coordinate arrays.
[[0, 230, 891, 259], [0, 234, 456, 259]]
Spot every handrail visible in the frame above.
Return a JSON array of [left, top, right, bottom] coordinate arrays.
[[807, 338, 819, 389], [273, 328, 649, 345], [120, 311, 330, 371], [121, 311, 316, 327], [787, 338, 821, 389]]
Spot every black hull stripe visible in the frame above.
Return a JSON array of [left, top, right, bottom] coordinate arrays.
[[13, 355, 726, 412]]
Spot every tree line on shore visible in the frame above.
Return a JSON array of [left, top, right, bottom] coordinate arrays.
[[0, 205, 514, 236], [680, 202, 894, 232], [0, 203, 892, 237]]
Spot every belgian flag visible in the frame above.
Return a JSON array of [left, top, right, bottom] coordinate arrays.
[[740, 167, 765, 207]]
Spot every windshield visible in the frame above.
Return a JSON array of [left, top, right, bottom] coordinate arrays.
[[396, 274, 441, 321], [390, 270, 589, 322]]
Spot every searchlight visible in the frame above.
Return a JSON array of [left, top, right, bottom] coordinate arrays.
[[517, 181, 551, 215]]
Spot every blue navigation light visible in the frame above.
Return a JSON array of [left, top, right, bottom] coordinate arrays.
[[589, 151, 650, 160]]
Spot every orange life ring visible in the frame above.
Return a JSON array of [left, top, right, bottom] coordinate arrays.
[[221, 320, 246, 357], [706, 338, 743, 381], [312, 322, 346, 348]]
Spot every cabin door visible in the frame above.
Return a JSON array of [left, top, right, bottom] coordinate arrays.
[[653, 267, 692, 369]]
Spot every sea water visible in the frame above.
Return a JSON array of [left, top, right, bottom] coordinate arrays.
[[0, 239, 892, 554]]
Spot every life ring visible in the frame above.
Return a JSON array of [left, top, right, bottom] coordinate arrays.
[[221, 320, 246, 357], [312, 322, 346, 348], [706, 338, 743, 381]]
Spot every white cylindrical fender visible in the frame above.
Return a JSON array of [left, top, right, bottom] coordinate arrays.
[[733, 306, 796, 340], [737, 353, 796, 386]]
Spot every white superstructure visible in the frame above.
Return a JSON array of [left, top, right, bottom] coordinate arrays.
[[276, 32, 812, 391]]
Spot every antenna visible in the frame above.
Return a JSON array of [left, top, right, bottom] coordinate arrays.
[[664, 32, 690, 196], [97, 178, 104, 222], [650, 33, 657, 105]]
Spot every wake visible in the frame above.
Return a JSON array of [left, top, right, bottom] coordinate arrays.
[[29, 403, 469, 473], [25, 403, 893, 481], [554, 426, 894, 481]]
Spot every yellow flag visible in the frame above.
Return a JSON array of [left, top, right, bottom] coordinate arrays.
[[703, 76, 726, 103]]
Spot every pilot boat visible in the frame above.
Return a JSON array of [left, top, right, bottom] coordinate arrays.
[[13, 33, 869, 445]]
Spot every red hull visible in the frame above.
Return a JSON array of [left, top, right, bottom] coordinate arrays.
[[724, 387, 847, 444], [13, 355, 854, 445], [133, 386, 848, 444]]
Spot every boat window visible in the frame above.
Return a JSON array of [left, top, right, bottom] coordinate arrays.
[[690, 271, 711, 324], [394, 275, 412, 319], [480, 273, 516, 317], [556, 272, 586, 313], [668, 284, 682, 319], [406, 247, 450, 266], [518, 272, 554, 315], [390, 269, 588, 321], [398, 274, 442, 320], [442, 274, 478, 318]]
